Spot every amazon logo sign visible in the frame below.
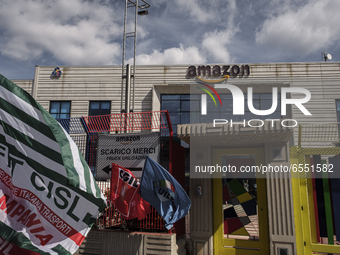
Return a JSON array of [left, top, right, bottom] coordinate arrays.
[[186, 64, 250, 78]]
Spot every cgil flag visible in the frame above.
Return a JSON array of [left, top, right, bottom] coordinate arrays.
[[0, 74, 107, 255], [140, 157, 191, 230], [110, 163, 150, 220]]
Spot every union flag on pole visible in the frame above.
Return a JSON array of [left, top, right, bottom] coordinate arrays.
[[0, 74, 107, 255], [110, 163, 150, 220], [140, 157, 191, 230]]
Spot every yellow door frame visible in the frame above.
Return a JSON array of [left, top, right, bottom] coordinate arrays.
[[212, 147, 269, 255], [290, 146, 340, 255]]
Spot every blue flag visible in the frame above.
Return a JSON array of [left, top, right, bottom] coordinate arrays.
[[140, 156, 191, 230]]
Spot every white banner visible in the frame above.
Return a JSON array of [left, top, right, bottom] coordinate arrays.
[[96, 133, 160, 179], [0, 74, 106, 255]]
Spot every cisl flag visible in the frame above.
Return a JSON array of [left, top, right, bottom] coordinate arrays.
[[0, 74, 106, 255], [110, 164, 150, 220], [0, 236, 40, 255]]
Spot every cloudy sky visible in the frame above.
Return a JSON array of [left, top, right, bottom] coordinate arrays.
[[1, 0, 339, 79]]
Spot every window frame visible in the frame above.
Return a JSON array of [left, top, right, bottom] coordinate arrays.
[[336, 100, 340, 137], [88, 101, 111, 116], [49, 101, 71, 119], [161, 93, 282, 129], [336, 100, 340, 122]]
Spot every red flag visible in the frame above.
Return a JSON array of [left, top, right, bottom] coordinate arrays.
[[110, 164, 150, 220], [0, 237, 40, 255]]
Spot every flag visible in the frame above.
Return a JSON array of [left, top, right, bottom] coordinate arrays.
[[0, 74, 106, 255], [0, 237, 40, 255], [140, 156, 191, 230], [110, 163, 150, 220]]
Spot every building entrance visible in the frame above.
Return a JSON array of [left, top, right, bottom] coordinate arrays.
[[212, 147, 269, 255]]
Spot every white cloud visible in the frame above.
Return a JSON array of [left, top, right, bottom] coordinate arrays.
[[0, 0, 122, 64], [130, 44, 206, 65], [173, 0, 237, 24], [174, 0, 214, 23], [126, 22, 148, 40], [202, 30, 234, 62], [255, 0, 340, 56], [200, 0, 238, 64]]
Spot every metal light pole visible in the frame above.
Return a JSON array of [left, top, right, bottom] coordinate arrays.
[[121, 0, 150, 114]]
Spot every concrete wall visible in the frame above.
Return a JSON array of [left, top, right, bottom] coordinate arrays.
[[74, 230, 182, 255], [265, 142, 296, 255], [189, 178, 213, 255], [27, 63, 340, 149], [11, 79, 33, 95], [22, 63, 340, 134]]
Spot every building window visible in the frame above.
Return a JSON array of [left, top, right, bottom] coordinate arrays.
[[161, 94, 282, 131], [88, 101, 111, 133], [161, 95, 201, 135], [336, 100, 340, 136], [89, 101, 111, 116], [50, 101, 71, 119], [337, 100, 340, 123]]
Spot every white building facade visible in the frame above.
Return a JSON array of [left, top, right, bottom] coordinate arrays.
[[12, 62, 340, 255]]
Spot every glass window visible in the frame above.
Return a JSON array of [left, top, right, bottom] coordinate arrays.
[[180, 95, 191, 100], [220, 96, 233, 112], [246, 94, 281, 120], [260, 99, 275, 111], [206, 97, 220, 112], [162, 95, 180, 100], [247, 99, 260, 110], [89, 101, 111, 116], [336, 100, 340, 137], [181, 101, 191, 111], [162, 101, 180, 112], [169, 112, 181, 124], [161, 93, 282, 128], [201, 112, 220, 123], [188, 112, 200, 123], [189, 100, 200, 112], [50, 101, 71, 119], [244, 111, 258, 120], [336, 100, 340, 121], [259, 94, 272, 99]]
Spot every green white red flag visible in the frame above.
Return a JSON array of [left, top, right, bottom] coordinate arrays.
[[0, 74, 106, 255]]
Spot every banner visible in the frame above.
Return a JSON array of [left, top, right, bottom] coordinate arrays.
[[0, 74, 106, 255], [96, 132, 160, 179], [0, 237, 40, 255], [140, 157, 191, 230], [110, 164, 150, 220]]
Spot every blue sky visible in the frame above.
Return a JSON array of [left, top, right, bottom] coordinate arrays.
[[1, 0, 339, 79]]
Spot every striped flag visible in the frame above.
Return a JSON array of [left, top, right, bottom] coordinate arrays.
[[0, 74, 106, 255]]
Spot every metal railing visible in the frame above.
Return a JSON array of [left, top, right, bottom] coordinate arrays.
[[95, 181, 166, 231], [57, 110, 173, 232], [82, 111, 169, 133], [298, 122, 340, 147]]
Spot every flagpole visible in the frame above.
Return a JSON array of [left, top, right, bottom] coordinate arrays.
[[165, 110, 173, 234], [165, 110, 173, 175]]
